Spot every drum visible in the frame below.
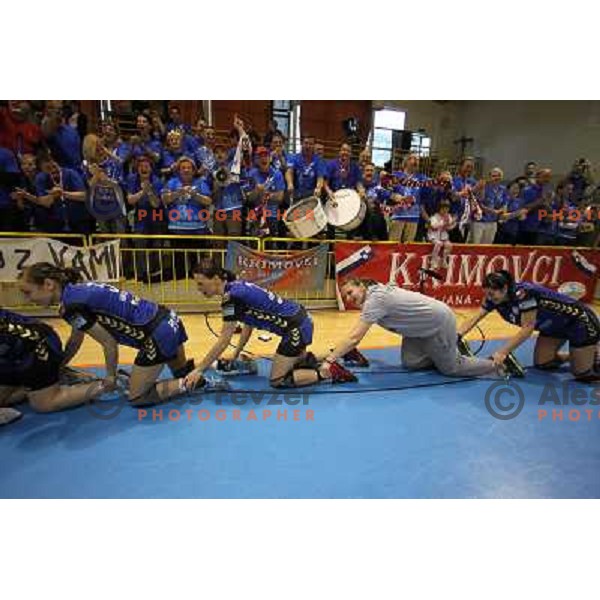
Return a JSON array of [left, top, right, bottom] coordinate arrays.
[[325, 188, 366, 231], [284, 196, 328, 238]]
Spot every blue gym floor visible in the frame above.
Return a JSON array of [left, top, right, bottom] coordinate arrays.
[[2, 338, 600, 499]]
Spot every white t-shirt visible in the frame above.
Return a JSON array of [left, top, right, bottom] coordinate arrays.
[[361, 283, 453, 338]]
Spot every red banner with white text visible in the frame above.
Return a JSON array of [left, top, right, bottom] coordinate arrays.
[[335, 242, 600, 309]]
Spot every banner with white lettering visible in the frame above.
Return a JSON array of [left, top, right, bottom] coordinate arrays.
[[335, 242, 600, 309], [0, 238, 121, 282], [225, 241, 328, 292]]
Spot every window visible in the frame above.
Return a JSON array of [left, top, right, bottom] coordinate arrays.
[[272, 101, 302, 153], [372, 108, 406, 167], [100, 100, 113, 121], [272, 101, 292, 140], [291, 103, 301, 154], [411, 131, 431, 157]]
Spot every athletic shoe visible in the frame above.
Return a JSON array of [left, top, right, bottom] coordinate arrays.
[[327, 361, 358, 384], [216, 358, 258, 376], [575, 371, 600, 383], [342, 348, 370, 368], [201, 375, 232, 392], [0, 407, 23, 427], [502, 353, 525, 378], [457, 335, 474, 358]]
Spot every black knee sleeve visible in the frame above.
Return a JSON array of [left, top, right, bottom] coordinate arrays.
[[270, 371, 296, 389], [535, 359, 564, 371], [129, 384, 163, 407], [296, 352, 318, 370], [171, 359, 195, 379]]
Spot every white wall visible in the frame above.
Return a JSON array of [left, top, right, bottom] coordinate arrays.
[[458, 101, 600, 180]]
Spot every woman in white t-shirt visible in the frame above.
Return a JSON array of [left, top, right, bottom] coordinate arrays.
[[322, 279, 518, 378]]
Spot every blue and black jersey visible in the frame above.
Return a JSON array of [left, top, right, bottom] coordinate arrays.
[[221, 281, 313, 356], [0, 309, 64, 390], [222, 281, 305, 334], [483, 281, 600, 347], [60, 282, 187, 365]]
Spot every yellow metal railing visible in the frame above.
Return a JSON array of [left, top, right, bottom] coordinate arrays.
[[3, 230, 600, 312], [89, 234, 261, 309]]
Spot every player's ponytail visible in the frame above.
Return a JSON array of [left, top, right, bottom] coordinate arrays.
[[192, 262, 236, 282], [21, 262, 84, 287]]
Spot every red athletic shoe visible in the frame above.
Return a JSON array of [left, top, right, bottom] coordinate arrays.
[[327, 360, 358, 384], [342, 348, 370, 368]]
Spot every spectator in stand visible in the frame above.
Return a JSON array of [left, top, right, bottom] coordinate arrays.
[[427, 200, 456, 269], [286, 134, 325, 203], [42, 101, 83, 173], [358, 148, 372, 174], [0, 101, 43, 157], [227, 128, 240, 163], [162, 156, 212, 235], [247, 146, 286, 237], [515, 161, 537, 189], [211, 143, 245, 238], [315, 141, 325, 161], [187, 117, 207, 154], [80, 132, 128, 234], [468, 167, 508, 244], [496, 180, 526, 245], [90, 127, 125, 184], [263, 119, 284, 148], [86, 158, 129, 235], [126, 155, 165, 282], [535, 201, 557, 246], [581, 188, 600, 248], [162, 156, 212, 276], [66, 101, 88, 142], [388, 153, 426, 243], [148, 109, 166, 141], [35, 155, 93, 235], [195, 126, 217, 175], [518, 168, 553, 246], [566, 158, 594, 203], [323, 141, 365, 199], [359, 162, 388, 240], [323, 142, 366, 239], [12, 153, 40, 230], [0, 146, 26, 230], [166, 105, 192, 135], [452, 157, 478, 194], [452, 157, 478, 243], [270, 133, 289, 176], [314, 141, 325, 160], [160, 130, 188, 178], [100, 120, 129, 170], [245, 122, 261, 149], [128, 113, 162, 169], [553, 181, 580, 246], [421, 171, 456, 240]]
